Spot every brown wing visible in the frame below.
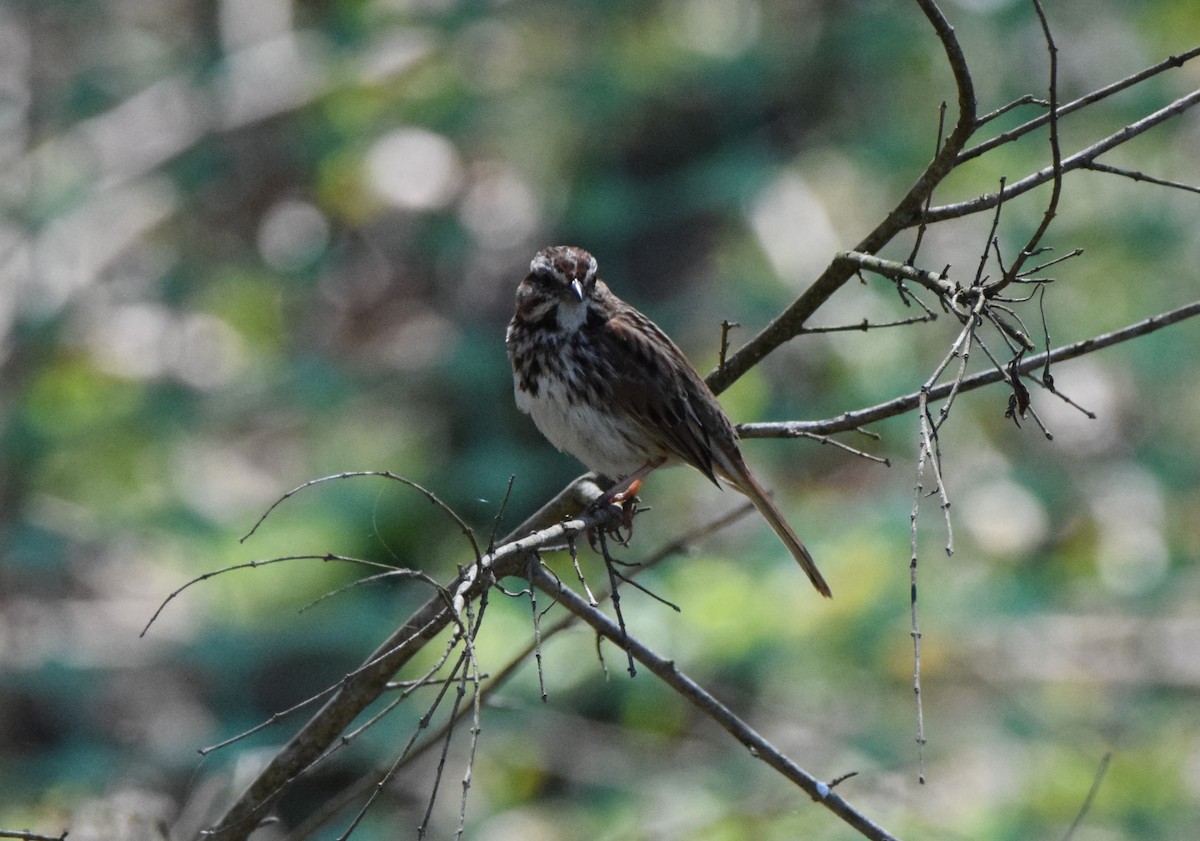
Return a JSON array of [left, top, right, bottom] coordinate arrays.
[[585, 284, 832, 597], [584, 286, 739, 487]]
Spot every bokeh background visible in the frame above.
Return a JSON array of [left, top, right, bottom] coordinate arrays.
[[2, 0, 1199, 838]]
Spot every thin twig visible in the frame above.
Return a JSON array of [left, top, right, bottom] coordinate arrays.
[[781, 430, 891, 466], [798, 314, 936, 334], [909, 390, 929, 785], [527, 553, 548, 701], [413, 651, 474, 840], [905, 100, 948, 265], [485, 475, 518, 553], [972, 176, 1006, 289], [298, 568, 441, 614], [1080, 160, 1200, 195], [455, 630, 485, 841], [1016, 247, 1084, 278], [598, 532, 638, 678], [1061, 752, 1113, 841], [992, 0, 1063, 294], [831, 252, 957, 302], [975, 93, 1047, 126], [199, 688, 339, 757], [568, 538, 598, 606], [718, 320, 740, 373]]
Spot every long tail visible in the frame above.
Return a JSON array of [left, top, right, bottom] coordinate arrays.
[[729, 463, 832, 598]]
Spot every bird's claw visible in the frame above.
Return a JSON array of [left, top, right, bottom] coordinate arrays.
[[586, 495, 640, 549]]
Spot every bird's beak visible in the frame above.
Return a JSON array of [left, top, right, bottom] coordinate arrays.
[[570, 279, 585, 301]]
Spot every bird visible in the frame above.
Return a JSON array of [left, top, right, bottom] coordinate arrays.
[[505, 245, 831, 598]]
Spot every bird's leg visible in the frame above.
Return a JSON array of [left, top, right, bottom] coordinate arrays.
[[598, 457, 666, 505], [613, 477, 643, 503]]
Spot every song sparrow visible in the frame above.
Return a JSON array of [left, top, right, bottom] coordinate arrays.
[[506, 245, 831, 598]]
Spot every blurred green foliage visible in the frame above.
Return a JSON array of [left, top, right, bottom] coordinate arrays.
[[2, 0, 1199, 839]]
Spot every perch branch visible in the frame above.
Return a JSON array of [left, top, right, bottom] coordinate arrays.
[[201, 478, 615, 841]]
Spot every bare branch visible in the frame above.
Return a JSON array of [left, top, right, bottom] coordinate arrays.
[[525, 562, 903, 841], [958, 45, 1200, 164], [924, 88, 1200, 224], [705, 0, 977, 395], [739, 299, 1200, 439]]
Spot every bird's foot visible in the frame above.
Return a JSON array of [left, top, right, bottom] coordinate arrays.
[[587, 479, 642, 548]]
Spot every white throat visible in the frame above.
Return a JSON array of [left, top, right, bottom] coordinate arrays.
[[556, 298, 588, 331]]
